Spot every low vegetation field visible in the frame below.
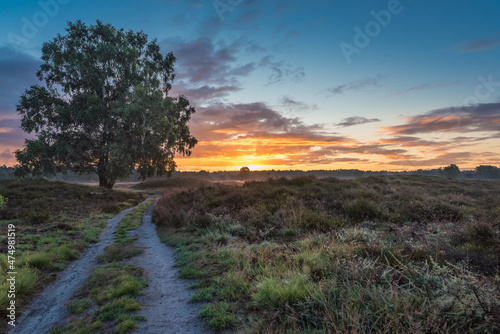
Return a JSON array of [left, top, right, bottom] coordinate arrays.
[[0, 178, 146, 332], [131, 178, 212, 192], [154, 175, 500, 333]]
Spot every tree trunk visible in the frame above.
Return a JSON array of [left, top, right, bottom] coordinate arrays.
[[98, 173, 114, 189]]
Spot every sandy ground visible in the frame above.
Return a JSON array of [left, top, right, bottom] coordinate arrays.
[[9, 198, 152, 334], [127, 203, 209, 334], [9, 197, 210, 334]]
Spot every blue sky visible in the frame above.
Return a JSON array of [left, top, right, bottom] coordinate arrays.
[[1, 0, 499, 170]]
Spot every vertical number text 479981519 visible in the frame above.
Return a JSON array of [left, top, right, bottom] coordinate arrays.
[[7, 224, 17, 327]]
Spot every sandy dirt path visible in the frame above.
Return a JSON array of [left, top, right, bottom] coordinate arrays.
[[9, 198, 152, 334], [127, 203, 209, 334]]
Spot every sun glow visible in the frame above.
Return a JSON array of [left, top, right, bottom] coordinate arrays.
[[240, 164, 262, 171]]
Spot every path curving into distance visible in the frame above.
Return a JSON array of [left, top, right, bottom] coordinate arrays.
[[127, 203, 208, 334], [9, 198, 153, 334]]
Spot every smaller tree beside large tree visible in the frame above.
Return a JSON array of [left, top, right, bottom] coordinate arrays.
[[14, 21, 197, 188]]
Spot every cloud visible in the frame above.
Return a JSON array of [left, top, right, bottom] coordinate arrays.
[[166, 37, 239, 85], [333, 157, 370, 163], [336, 116, 380, 127], [172, 101, 424, 170], [382, 103, 500, 136], [376, 137, 464, 153], [450, 135, 499, 143], [162, 37, 257, 102], [454, 32, 500, 53], [0, 46, 42, 112], [191, 102, 342, 142], [328, 75, 383, 96], [385, 152, 474, 167], [392, 80, 461, 96], [181, 102, 353, 165], [162, 21, 306, 93], [229, 62, 256, 77], [245, 42, 266, 53], [171, 84, 241, 101], [168, 75, 500, 170], [280, 96, 318, 114], [0, 149, 13, 161], [321, 144, 412, 161], [259, 56, 305, 86], [0, 117, 32, 166], [0, 118, 30, 144]]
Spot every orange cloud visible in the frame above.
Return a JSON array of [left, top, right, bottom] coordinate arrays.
[[175, 102, 500, 171]]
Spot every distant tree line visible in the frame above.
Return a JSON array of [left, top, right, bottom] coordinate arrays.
[[1, 164, 499, 182], [437, 164, 500, 179], [0, 166, 13, 180], [474, 165, 500, 179]]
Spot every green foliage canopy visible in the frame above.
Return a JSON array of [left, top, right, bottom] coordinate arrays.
[[239, 166, 251, 180], [0, 195, 7, 210], [475, 165, 500, 179], [14, 20, 197, 188], [442, 164, 461, 179]]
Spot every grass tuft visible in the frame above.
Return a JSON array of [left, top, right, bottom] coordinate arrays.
[[253, 275, 315, 310], [199, 302, 237, 330], [67, 298, 92, 314]]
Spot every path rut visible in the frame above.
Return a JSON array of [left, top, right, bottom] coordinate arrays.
[[127, 203, 208, 334], [9, 198, 152, 334]]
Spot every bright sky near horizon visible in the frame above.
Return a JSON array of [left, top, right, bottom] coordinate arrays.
[[0, 0, 499, 171]]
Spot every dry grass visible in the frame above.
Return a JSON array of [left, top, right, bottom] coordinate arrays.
[[0, 178, 146, 333], [154, 175, 500, 333]]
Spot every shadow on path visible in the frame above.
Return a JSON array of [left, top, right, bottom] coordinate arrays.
[[9, 198, 153, 334]]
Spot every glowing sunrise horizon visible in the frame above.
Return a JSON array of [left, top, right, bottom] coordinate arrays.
[[1, 1, 499, 171]]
